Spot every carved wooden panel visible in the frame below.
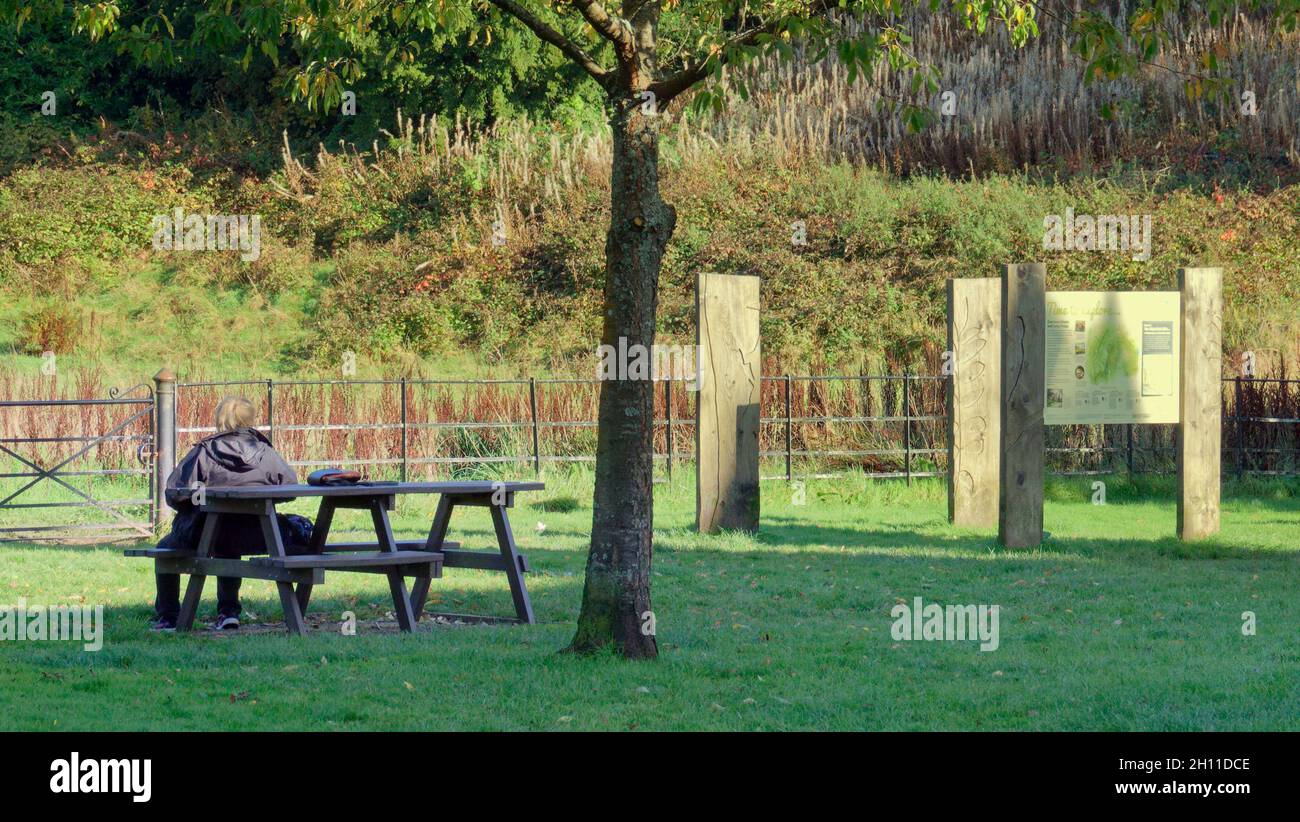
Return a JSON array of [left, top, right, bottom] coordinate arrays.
[[947, 278, 1001, 527], [999, 263, 1046, 549]]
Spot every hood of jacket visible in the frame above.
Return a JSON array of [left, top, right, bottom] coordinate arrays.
[[200, 427, 277, 475]]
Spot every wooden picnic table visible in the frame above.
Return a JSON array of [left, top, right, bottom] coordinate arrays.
[[126, 480, 544, 635]]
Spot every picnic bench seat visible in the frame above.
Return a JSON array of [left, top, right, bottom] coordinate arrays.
[[129, 480, 543, 635], [124, 547, 194, 559], [127, 542, 462, 560], [249, 550, 444, 570]]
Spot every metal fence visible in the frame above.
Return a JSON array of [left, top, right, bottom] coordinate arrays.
[[174, 377, 685, 479], [171, 374, 1298, 482], [759, 373, 948, 481], [2, 372, 1293, 542], [172, 373, 954, 484], [1040, 376, 1300, 477], [0, 386, 156, 543], [1227, 376, 1300, 477]]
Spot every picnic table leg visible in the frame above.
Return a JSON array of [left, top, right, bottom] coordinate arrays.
[[408, 579, 431, 617], [295, 583, 312, 614], [489, 503, 535, 625], [276, 582, 308, 636], [410, 496, 454, 615], [295, 498, 336, 616], [176, 575, 206, 632], [176, 512, 220, 632], [259, 509, 307, 636], [370, 499, 416, 632]]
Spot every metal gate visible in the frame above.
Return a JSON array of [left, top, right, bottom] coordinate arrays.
[[0, 385, 156, 543]]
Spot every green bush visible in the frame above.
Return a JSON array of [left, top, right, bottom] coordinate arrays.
[[17, 301, 82, 355]]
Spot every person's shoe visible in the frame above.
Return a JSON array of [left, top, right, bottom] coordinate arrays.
[[150, 617, 176, 632], [215, 615, 240, 630]]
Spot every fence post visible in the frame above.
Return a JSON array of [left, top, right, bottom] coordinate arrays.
[[903, 371, 912, 485], [265, 379, 275, 443], [664, 378, 673, 480], [998, 263, 1047, 549], [1176, 266, 1223, 540], [696, 272, 761, 533], [153, 368, 176, 530], [400, 377, 408, 483], [1234, 376, 1244, 479], [784, 375, 793, 482], [529, 377, 541, 475], [1126, 424, 1134, 474]]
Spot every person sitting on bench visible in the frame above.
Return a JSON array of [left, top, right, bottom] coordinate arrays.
[[152, 397, 314, 631]]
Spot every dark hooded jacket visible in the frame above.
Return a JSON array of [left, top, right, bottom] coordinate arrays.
[[161, 427, 307, 555]]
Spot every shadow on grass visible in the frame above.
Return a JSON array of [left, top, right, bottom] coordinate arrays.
[[754, 514, 1287, 562]]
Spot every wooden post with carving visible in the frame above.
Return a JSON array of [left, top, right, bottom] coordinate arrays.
[[998, 263, 1046, 549], [1177, 267, 1223, 539], [946, 278, 1001, 527], [696, 272, 761, 533]]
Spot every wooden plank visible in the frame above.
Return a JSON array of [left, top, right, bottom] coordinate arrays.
[[256, 508, 306, 633], [998, 263, 1046, 549], [1177, 267, 1223, 539], [411, 496, 455, 616], [446, 492, 516, 508], [372, 498, 417, 631], [257, 509, 287, 560], [249, 550, 444, 569], [197, 498, 277, 515], [176, 574, 206, 632], [319, 540, 460, 553], [947, 278, 1002, 527], [489, 505, 535, 624], [308, 498, 336, 551], [424, 496, 454, 552], [276, 581, 307, 636], [295, 583, 312, 613], [195, 509, 219, 558], [124, 547, 192, 558], [327, 563, 441, 579], [328, 495, 395, 510], [176, 511, 220, 632], [696, 272, 762, 533], [440, 548, 530, 572], [157, 557, 323, 584], [297, 496, 332, 613], [200, 481, 544, 500], [129, 541, 460, 557]]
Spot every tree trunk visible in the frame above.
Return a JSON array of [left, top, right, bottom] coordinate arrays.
[[568, 94, 676, 659]]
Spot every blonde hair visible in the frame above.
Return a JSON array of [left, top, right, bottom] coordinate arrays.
[[214, 396, 258, 433]]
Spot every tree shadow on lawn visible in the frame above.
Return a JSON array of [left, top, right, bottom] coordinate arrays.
[[754, 515, 1291, 563], [13, 506, 1295, 641], [80, 573, 587, 638]]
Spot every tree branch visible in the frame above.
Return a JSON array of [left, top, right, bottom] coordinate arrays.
[[571, 0, 635, 60], [485, 0, 612, 85], [649, 0, 837, 105]]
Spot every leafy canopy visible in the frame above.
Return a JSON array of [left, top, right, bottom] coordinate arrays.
[[2, 1, 1296, 125]]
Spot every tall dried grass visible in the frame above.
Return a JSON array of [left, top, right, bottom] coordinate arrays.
[[707, 6, 1300, 174], [273, 5, 1299, 229]]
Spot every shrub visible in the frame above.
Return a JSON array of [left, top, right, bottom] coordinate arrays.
[[18, 302, 82, 355]]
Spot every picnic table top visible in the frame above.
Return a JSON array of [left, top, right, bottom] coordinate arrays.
[[199, 480, 545, 499]]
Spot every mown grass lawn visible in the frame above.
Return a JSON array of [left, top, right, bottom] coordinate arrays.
[[0, 471, 1297, 731]]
